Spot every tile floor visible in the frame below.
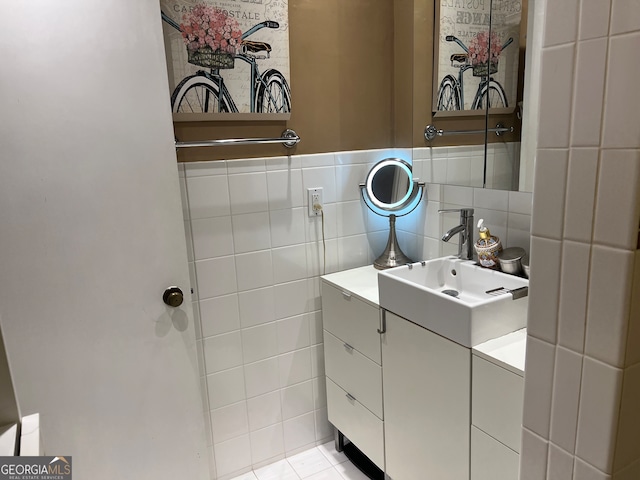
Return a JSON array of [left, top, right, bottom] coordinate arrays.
[[229, 441, 369, 480]]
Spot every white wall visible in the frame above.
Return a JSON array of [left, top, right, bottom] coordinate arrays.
[[179, 147, 532, 479], [520, 0, 640, 479]]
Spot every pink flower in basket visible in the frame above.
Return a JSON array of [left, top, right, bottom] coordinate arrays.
[[180, 4, 242, 54], [467, 31, 502, 67]]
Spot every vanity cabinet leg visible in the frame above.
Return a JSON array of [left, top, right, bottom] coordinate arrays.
[[334, 428, 345, 452]]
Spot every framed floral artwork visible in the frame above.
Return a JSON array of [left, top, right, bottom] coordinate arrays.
[[160, 0, 291, 121], [433, 0, 522, 117]]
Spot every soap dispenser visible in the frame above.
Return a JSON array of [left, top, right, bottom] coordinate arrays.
[[474, 219, 503, 268]]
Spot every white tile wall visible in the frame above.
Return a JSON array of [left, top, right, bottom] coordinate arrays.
[[250, 423, 285, 465], [550, 347, 583, 453], [575, 358, 623, 472], [266, 169, 304, 210], [204, 332, 243, 374], [208, 367, 247, 410], [557, 241, 591, 353], [235, 251, 274, 292], [548, 443, 575, 480], [242, 323, 278, 364], [413, 143, 519, 191], [571, 39, 607, 147], [592, 150, 640, 250], [187, 175, 232, 219], [227, 158, 266, 174], [578, 0, 611, 40], [283, 412, 316, 452], [281, 381, 314, 421], [182, 147, 532, 478], [247, 391, 282, 431], [522, 336, 556, 439], [238, 287, 276, 329], [200, 294, 241, 337], [537, 45, 576, 148], [232, 212, 272, 253], [610, 0, 640, 34], [542, 0, 580, 47], [196, 256, 238, 299], [277, 315, 311, 354], [520, 428, 549, 480], [211, 402, 250, 444], [522, 1, 640, 480], [527, 237, 562, 343], [215, 435, 252, 478], [563, 148, 598, 243], [574, 458, 612, 480], [192, 217, 235, 260], [585, 246, 634, 368], [602, 33, 640, 148], [531, 149, 568, 239], [228, 172, 268, 215]]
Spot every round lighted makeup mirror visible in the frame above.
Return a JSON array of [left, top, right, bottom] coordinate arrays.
[[360, 158, 425, 269]]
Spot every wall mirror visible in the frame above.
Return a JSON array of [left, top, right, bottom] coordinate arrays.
[[416, 0, 532, 192], [360, 159, 425, 270]]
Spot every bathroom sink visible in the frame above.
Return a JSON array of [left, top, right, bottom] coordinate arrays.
[[378, 257, 528, 348]]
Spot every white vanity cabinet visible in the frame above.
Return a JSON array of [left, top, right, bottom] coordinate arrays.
[[321, 266, 384, 470], [322, 265, 527, 480], [471, 329, 526, 480], [382, 311, 471, 480]]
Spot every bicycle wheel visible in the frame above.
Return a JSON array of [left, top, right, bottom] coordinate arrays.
[[171, 73, 232, 113], [472, 80, 508, 110], [436, 75, 461, 111], [255, 69, 291, 113]]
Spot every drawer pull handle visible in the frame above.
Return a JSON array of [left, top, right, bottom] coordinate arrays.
[[343, 343, 354, 353], [345, 393, 356, 402], [377, 309, 387, 334], [341, 291, 352, 300]]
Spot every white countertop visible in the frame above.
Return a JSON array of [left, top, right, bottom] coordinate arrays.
[[322, 265, 527, 376], [321, 265, 380, 307], [472, 328, 527, 376]]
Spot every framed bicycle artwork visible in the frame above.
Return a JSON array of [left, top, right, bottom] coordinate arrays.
[[160, 0, 291, 121], [433, 0, 522, 117]]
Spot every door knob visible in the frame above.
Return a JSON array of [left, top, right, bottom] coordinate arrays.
[[163, 286, 184, 307]]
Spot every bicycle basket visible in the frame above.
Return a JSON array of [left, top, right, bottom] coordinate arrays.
[[472, 61, 498, 77], [187, 47, 235, 69]]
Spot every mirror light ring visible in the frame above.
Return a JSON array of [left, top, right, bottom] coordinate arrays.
[[360, 180, 425, 218], [366, 158, 414, 210]]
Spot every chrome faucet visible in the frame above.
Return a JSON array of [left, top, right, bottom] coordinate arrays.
[[439, 208, 474, 260]]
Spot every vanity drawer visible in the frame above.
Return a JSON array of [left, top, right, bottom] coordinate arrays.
[[471, 426, 519, 480], [321, 282, 381, 364], [324, 330, 383, 419], [472, 355, 524, 452], [326, 378, 385, 470]]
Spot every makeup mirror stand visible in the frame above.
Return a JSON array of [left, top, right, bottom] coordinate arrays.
[[360, 158, 425, 270]]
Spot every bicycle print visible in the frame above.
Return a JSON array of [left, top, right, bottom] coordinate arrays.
[[436, 30, 512, 112], [161, 0, 291, 116]]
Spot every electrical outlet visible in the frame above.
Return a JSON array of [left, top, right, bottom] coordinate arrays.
[[307, 187, 323, 217]]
